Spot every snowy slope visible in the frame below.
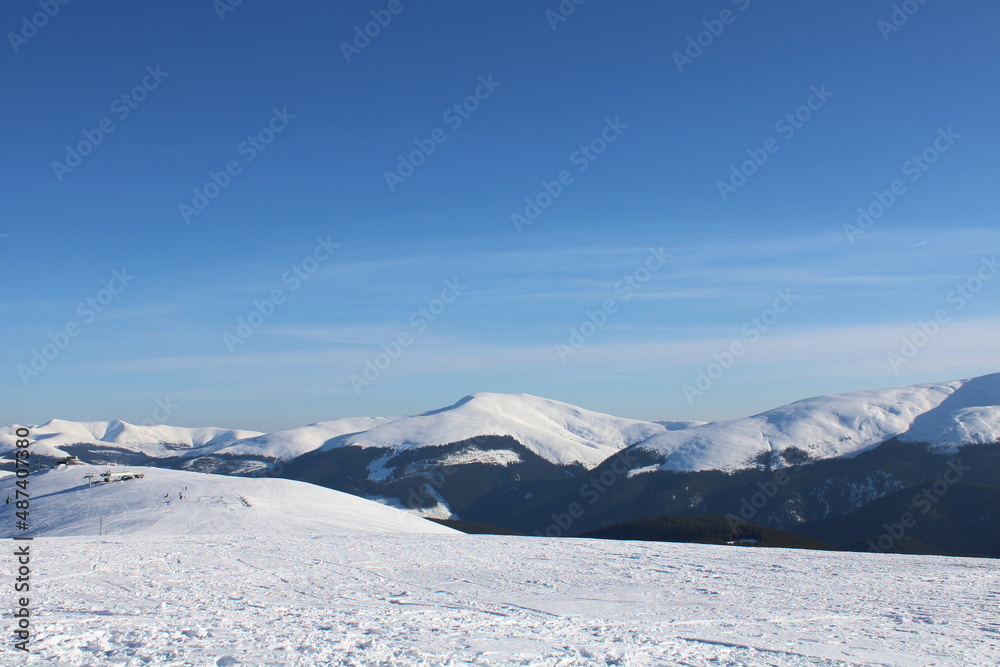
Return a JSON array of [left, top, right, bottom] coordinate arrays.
[[319, 393, 668, 467], [205, 416, 396, 460], [22, 532, 999, 665], [658, 420, 709, 430], [899, 373, 1000, 445], [0, 418, 262, 460], [0, 465, 455, 538], [637, 374, 1000, 472]]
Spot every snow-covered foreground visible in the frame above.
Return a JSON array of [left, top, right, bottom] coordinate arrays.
[[17, 533, 999, 666], [3, 462, 996, 664]]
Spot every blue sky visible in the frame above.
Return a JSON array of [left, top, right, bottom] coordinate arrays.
[[2, 0, 999, 431]]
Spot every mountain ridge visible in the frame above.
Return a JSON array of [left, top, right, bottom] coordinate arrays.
[[631, 373, 1000, 473], [3, 374, 999, 474]]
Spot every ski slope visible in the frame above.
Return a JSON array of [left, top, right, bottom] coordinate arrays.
[[0, 465, 456, 538], [636, 373, 1000, 472], [16, 532, 998, 665]]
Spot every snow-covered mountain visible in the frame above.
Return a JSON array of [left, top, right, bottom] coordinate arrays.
[[0, 418, 263, 461], [314, 393, 665, 467], [0, 464, 456, 538], [633, 373, 1000, 473], [206, 416, 396, 460], [4, 375, 999, 478], [4, 376, 999, 563], [1, 392, 668, 470]]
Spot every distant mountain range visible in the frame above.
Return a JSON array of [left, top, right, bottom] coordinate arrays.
[[3, 374, 999, 556], [1, 392, 666, 471]]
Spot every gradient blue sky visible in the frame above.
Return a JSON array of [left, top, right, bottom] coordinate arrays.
[[3, 0, 999, 431]]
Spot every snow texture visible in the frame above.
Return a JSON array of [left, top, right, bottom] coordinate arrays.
[[9, 532, 997, 665], [2, 466, 996, 665]]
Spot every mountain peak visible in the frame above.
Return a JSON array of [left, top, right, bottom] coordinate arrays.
[[327, 391, 664, 467], [634, 374, 1000, 472], [4, 375, 999, 473]]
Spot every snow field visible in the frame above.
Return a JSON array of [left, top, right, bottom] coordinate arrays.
[[16, 533, 999, 666]]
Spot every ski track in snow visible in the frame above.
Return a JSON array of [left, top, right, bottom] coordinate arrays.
[[15, 533, 999, 666]]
